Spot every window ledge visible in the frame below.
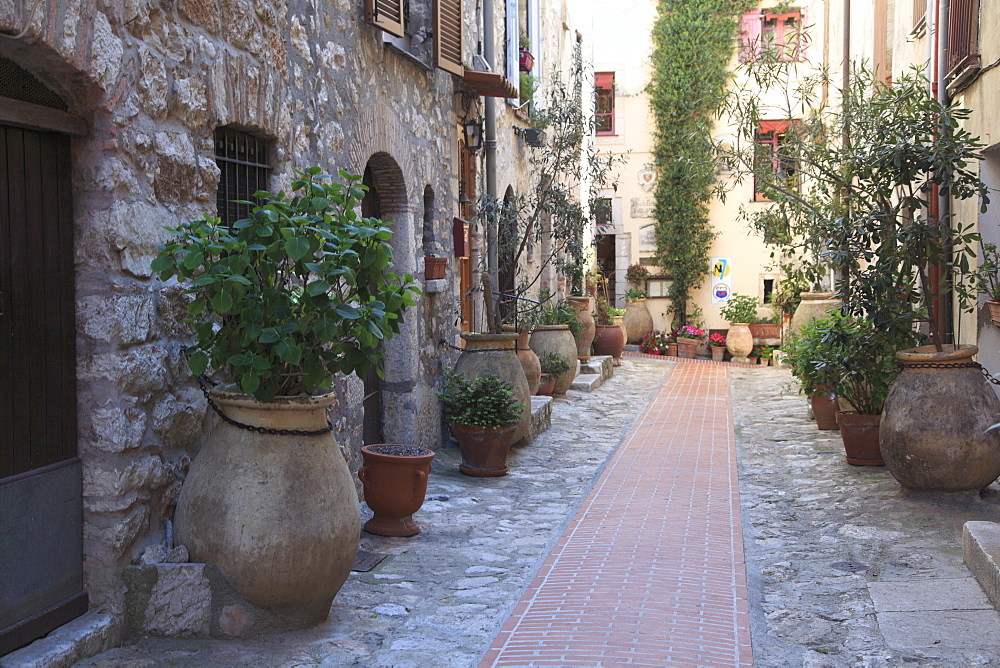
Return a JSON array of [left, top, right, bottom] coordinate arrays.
[[383, 41, 433, 71]]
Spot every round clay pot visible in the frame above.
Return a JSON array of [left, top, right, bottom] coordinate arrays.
[[623, 299, 654, 344], [811, 390, 840, 430], [453, 422, 517, 476], [676, 337, 698, 359], [537, 373, 555, 396], [568, 296, 596, 360], [175, 386, 360, 624], [529, 325, 579, 394], [593, 323, 626, 362], [788, 292, 839, 340], [359, 444, 434, 537], [503, 326, 541, 396], [726, 323, 754, 363], [710, 346, 725, 362], [836, 412, 883, 466], [880, 345, 1000, 491], [455, 333, 532, 444]]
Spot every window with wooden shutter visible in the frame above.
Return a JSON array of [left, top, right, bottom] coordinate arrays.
[[595, 72, 614, 135], [505, 0, 520, 101], [435, 0, 463, 76], [947, 0, 981, 85], [365, 0, 405, 38], [738, 10, 762, 62]]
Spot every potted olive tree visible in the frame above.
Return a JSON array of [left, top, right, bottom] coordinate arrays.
[[151, 167, 419, 625], [438, 368, 524, 477]]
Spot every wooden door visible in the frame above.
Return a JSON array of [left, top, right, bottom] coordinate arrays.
[[0, 123, 86, 655]]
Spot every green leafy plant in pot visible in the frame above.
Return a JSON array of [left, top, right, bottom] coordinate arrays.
[[537, 351, 571, 395], [153, 167, 419, 625], [783, 317, 845, 431], [438, 368, 525, 477]]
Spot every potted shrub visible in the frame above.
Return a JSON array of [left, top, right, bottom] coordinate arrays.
[[537, 352, 571, 396], [359, 444, 435, 537], [974, 242, 1000, 326], [640, 330, 670, 355], [708, 332, 727, 362], [720, 293, 757, 362], [675, 324, 704, 359], [527, 297, 582, 394], [756, 345, 774, 366], [592, 296, 626, 362], [152, 167, 419, 624], [783, 318, 842, 430], [438, 368, 524, 477]]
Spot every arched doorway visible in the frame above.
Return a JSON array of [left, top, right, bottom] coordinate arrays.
[[0, 56, 87, 654]]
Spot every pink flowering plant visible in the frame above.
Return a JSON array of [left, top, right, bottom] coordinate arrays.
[[708, 332, 727, 347], [675, 324, 705, 339]]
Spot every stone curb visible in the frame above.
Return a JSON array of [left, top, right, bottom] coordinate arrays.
[[1, 612, 122, 668], [964, 521, 1000, 611]]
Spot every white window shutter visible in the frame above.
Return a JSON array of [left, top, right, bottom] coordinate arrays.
[[505, 0, 520, 101]]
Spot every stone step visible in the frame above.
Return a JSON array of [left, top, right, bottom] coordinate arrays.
[[521, 395, 552, 445], [580, 355, 614, 381], [964, 521, 1000, 610], [570, 373, 603, 392]]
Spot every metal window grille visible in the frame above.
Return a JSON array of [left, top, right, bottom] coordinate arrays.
[[214, 128, 271, 226]]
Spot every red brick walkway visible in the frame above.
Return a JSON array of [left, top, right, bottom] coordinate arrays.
[[481, 361, 752, 666]]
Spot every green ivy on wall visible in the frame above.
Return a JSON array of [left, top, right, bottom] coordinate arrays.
[[648, 0, 752, 323]]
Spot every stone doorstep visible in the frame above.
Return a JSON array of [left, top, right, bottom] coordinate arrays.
[[516, 395, 552, 446], [580, 355, 614, 381], [964, 521, 1000, 611], [1, 612, 122, 668], [570, 373, 602, 392]]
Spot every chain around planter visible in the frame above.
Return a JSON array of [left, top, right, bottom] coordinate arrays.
[[439, 339, 518, 353], [900, 359, 1000, 387], [196, 375, 334, 436]]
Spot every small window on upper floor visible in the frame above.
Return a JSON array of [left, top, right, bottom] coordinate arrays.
[[740, 9, 805, 62], [753, 120, 798, 202], [215, 127, 272, 226], [595, 72, 615, 135]]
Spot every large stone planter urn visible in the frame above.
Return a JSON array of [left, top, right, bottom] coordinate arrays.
[[593, 323, 626, 362], [788, 292, 839, 340], [726, 323, 754, 364], [503, 325, 542, 395], [568, 296, 596, 360], [529, 325, 579, 394], [623, 299, 654, 344], [880, 345, 1000, 492], [175, 386, 360, 626], [455, 333, 532, 444]]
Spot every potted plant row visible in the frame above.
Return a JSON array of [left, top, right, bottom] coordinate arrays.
[[151, 167, 419, 624]]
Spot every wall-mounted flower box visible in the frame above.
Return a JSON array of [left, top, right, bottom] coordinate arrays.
[[425, 256, 447, 280], [519, 49, 534, 72]]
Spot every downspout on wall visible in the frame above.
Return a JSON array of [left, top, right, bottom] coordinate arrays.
[[484, 0, 499, 330], [937, 0, 952, 343]]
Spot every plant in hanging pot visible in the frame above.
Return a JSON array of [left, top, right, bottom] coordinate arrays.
[[438, 368, 525, 476], [151, 167, 419, 624]]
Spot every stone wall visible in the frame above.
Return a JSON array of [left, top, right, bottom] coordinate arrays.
[[1, 0, 463, 615]]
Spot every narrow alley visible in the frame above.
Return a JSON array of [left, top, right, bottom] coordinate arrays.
[[58, 358, 1000, 667]]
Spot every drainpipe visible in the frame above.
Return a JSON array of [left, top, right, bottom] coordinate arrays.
[[483, 0, 499, 331], [937, 0, 952, 344], [840, 0, 852, 305]]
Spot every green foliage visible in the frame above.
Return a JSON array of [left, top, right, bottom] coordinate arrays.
[[594, 296, 622, 325], [528, 297, 584, 340], [537, 351, 571, 376], [771, 271, 808, 317], [625, 287, 647, 302], [151, 167, 420, 402], [719, 293, 758, 324], [437, 368, 524, 429], [625, 263, 649, 287], [649, 0, 751, 323], [974, 243, 1000, 302]]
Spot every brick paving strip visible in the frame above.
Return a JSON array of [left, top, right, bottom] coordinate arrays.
[[481, 361, 752, 666]]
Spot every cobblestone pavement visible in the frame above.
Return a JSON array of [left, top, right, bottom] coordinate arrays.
[[66, 359, 1000, 666], [77, 360, 671, 667], [733, 365, 1000, 666]]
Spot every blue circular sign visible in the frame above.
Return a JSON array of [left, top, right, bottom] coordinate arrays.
[[714, 283, 731, 300]]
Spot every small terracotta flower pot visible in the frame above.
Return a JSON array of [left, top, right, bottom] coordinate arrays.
[[359, 444, 435, 536], [836, 412, 883, 466], [811, 389, 840, 430], [710, 346, 725, 362], [452, 422, 517, 477], [537, 373, 556, 396]]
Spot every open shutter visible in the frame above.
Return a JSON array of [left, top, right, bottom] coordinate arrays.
[[365, 0, 404, 38], [738, 10, 762, 62], [505, 0, 520, 100], [435, 0, 464, 76]]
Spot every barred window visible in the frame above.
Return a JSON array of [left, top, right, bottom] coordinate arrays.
[[215, 127, 271, 226]]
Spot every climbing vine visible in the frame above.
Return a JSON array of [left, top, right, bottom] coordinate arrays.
[[648, 0, 752, 323]]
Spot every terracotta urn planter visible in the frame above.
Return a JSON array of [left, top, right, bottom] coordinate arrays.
[[836, 412, 883, 465], [710, 346, 725, 362], [593, 323, 626, 362], [455, 333, 532, 444], [788, 292, 839, 340], [537, 372, 555, 396], [623, 299, 654, 344], [880, 345, 1000, 491], [726, 323, 754, 363], [359, 444, 434, 537], [568, 296, 596, 360], [811, 389, 840, 430], [424, 256, 447, 280], [503, 325, 541, 396], [453, 423, 517, 476], [175, 386, 360, 624], [529, 325, 579, 394]]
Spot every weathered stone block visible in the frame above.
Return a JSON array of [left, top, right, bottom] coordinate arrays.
[[78, 288, 157, 345]]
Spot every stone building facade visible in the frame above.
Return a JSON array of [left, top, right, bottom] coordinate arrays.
[[0, 0, 594, 654]]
